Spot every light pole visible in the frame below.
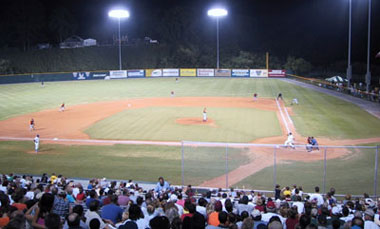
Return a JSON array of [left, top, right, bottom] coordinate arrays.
[[108, 9, 130, 70], [365, 0, 372, 92], [346, 0, 352, 88], [208, 8, 228, 69]]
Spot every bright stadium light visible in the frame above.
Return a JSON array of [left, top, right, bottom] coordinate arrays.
[[108, 9, 130, 70], [207, 8, 228, 17], [208, 7, 228, 69]]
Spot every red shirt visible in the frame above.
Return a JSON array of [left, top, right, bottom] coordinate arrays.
[[181, 213, 194, 221]]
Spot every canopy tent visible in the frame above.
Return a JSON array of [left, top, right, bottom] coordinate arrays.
[[325, 76, 348, 83]]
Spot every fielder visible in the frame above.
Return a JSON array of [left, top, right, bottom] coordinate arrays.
[[291, 98, 298, 105], [34, 134, 40, 153], [60, 102, 65, 112], [253, 93, 258, 101], [203, 108, 207, 122], [30, 118, 35, 131], [284, 132, 295, 149]]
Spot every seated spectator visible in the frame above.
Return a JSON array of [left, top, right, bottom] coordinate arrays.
[[118, 204, 141, 228], [252, 209, 266, 229], [53, 189, 70, 219], [286, 209, 298, 229], [45, 213, 61, 229], [89, 218, 100, 229], [150, 215, 170, 229], [117, 189, 130, 206], [100, 195, 123, 224], [10, 190, 27, 211], [208, 200, 223, 226], [86, 190, 101, 209], [84, 200, 110, 228], [75, 187, 86, 202], [63, 205, 87, 229], [181, 200, 196, 221], [154, 177, 171, 194]]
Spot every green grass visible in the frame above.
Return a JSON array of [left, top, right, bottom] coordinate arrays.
[[1, 78, 380, 139], [235, 146, 379, 195], [0, 141, 248, 185], [85, 107, 281, 142]]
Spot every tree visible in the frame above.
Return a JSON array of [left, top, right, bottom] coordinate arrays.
[[49, 7, 77, 43], [283, 56, 312, 75]]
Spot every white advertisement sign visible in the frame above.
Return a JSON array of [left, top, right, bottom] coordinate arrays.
[[250, 69, 268, 77], [109, 70, 127, 79], [197, 69, 214, 77], [163, 69, 179, 77]]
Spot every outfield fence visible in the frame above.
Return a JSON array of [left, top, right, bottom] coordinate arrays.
[[181, 141, 379, 197]]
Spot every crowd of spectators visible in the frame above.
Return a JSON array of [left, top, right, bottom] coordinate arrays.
[[0, 173, 379, 229]]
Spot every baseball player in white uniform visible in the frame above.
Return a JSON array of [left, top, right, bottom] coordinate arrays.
[[284, 132, 295, 149], [203, 108, 207, 122], [34, 134, 40, 153]]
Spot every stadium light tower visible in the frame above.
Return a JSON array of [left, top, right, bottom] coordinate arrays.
[[108, 9, 130, 70], [365, 0, 372, 92], [208, 8, 228, 69], [346, 0, 352, 88]]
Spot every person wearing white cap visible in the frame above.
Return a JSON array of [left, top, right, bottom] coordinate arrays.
[[251, 209, 266, 229], [364, 209, 377, 229]]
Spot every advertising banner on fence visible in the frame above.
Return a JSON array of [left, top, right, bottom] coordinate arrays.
[[92, 72, 108, 79], [231, 69, 250, 77], [268, 69, 286, 77], [180, 68, 196, 77], [109, 70, 127, 79], [145, 69, 162, 77], [163, 69, 179, 77], [127, 70, 145, 78], [250, 69, 268, 77], [197, 69, 214, 77], [214, 69, 231, 77], [72, 72, 91, 80]]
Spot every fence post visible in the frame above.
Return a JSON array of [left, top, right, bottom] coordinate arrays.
[[323, 147, 327, 194], [273, 146, 277, 189], [374, 145, 379, 198], [181, 141, 184, 187], [226, 144, 229, 189]]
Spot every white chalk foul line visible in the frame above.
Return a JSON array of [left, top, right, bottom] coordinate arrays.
[[276, 99, 290, 133], [283, 104, 294, 125]]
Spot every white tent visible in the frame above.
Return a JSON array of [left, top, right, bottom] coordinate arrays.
[[84, 38, 97, 47], [325, 76, 347, 83]]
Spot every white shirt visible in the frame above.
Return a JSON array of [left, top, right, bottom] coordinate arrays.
[[84, 210, 106, 229], [292, 201, 305, 214], [309, 193, 324, 206], [287, 134, 294, 142], [364, 220, 378, 229], [34, 137, 40, 144]]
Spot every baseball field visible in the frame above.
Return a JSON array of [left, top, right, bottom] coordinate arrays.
[[0, 77, 380, 194]]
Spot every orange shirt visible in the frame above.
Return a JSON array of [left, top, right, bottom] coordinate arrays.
[[207, 211, 220, 226], [0, 216, 10, 227], [12, 203, 27, 211]]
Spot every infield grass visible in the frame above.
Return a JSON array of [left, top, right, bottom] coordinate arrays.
[[85, 107, 281, 142]]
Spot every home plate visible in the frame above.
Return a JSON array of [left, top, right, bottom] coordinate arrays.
[[53, 138, 58, 141], [128, 104, 131, 107]]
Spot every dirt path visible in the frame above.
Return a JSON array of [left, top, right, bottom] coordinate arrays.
[[0, 96, 379, 188]]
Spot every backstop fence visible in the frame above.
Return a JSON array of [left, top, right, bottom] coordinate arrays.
[[181, 141, 379, 197]]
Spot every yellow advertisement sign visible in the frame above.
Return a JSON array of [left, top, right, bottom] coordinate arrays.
[[145, 69, 162, 77], [180, 68, 196, 77]]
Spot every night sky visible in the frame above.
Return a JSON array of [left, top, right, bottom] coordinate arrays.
[[0, 0, 379, 68]]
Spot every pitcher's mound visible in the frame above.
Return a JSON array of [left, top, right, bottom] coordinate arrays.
[[176, 117, 217, 127]]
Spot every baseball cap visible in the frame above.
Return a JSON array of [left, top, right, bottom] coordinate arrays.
[[251, 209, 261, 217], [365, 209, 375, 217], [170, 194, 178, 202]]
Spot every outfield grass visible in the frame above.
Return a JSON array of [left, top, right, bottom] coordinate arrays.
[[1, 78, 380, 139], [235, 146, 379, 195], [85, 107, 281, 142], [0, 141, 248, 185]]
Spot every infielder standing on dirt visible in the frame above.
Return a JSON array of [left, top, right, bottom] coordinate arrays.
[[30, 118, 35, 131], [203, 108, 207, 122], [284, 132, 295, 149], [34, 134, 40, 153], [60, 102, 65, 112]]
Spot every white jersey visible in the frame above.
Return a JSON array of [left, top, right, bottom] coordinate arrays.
[[34, 137, 40, 144], [203, 111, 207, 121], [287, 134, 294, 142]]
